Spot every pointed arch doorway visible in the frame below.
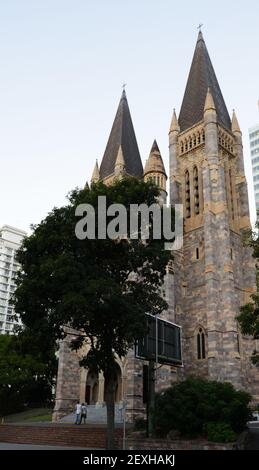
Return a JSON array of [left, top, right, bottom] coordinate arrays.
[[85, 370, 99, 404]]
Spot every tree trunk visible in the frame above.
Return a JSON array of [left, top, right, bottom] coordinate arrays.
[[104, 371, 115, 450]]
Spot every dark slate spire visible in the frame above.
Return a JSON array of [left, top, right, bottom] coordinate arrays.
[[99, 90, 143, 179], [178, 31, 231, 132]]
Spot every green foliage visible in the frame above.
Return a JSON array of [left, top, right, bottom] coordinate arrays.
[[0, 331, 57, 416], [13, 178, 171, 375], [12, 178, 171, 447], [134, 418, 146, 431], [152, 377, 251, 438], [205, 422, 237, 443], [237, 300, 259, 365], [237, 223, 259, 366]]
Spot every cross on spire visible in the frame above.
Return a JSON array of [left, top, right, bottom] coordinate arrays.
[[197, 23, 203, 31], [122, 83, 127, 91]]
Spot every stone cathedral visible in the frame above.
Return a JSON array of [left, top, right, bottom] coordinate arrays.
[[53, 32, 259, 422]]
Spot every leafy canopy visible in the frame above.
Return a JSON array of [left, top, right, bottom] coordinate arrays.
[[14, 178, 171, 373], [0, 330, 57, 415]]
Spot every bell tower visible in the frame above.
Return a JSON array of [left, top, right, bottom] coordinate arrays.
[[170, 31, 258, 394]]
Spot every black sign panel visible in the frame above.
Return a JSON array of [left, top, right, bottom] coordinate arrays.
[[135, 314, 182, 366]]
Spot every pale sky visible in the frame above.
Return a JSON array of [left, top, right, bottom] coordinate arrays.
[[0, 0, 258, 233]]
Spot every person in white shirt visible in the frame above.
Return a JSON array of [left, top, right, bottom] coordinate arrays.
[[75, 402, 82, 425]]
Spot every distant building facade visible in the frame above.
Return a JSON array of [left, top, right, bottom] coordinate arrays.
[[53, 32, 259, 422], [0, 225, 26, 334], [249, 124, 259, 213]]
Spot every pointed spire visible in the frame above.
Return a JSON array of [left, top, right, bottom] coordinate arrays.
[[114, 145, 126, 175], [84, 181, 90, 190], [91, 160, 100, 184], [204, 87, 216, 113], [99, 90, 143, 179], [179, 31, 231, 131], [197, 30, 203, 42], [115, 145, 126, 167], [232, 110, 241, 134], [150, 139, 160, 153], [144, 140, 167, 176], [169, 109, 180, 133]]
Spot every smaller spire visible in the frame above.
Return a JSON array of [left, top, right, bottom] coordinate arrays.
[[84, 181, 90, 190], [204, 87, 216, 113], [169, 109, 180, 134], [114, 145, 126, 176], [144, 140, 166, 176], [91, 160, 100, 184], [115, 145, 126, 168], [150, 139, 160, 153], [232, 110, 241, 134]]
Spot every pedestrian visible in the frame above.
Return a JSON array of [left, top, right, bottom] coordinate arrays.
[[75, 401, 82, 425], [80, 403, 87, 424]]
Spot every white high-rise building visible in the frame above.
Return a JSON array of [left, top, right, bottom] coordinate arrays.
[[249, 123, 259, 213], [0, 225, 27, 334]]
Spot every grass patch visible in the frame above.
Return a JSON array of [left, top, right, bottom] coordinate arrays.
[[4, 408, 52, 423], [23, 412, 52, 422]]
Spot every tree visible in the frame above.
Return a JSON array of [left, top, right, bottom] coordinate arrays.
[[0, 329, 57, 416], [13, 178, 171, 448], [152, 377, 251, 440], [237, 224, 259, 365]]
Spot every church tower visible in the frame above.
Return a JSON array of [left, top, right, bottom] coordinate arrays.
[[170, 31, 259, 397]]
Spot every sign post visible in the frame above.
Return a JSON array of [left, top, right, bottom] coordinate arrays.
[[135, 314, 183, 437]]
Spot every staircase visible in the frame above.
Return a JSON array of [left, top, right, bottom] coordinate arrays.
[[60, 404, 124, 424]]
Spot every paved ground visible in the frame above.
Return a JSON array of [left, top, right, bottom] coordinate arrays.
[[246, 422, 259, 450], [0, 443, 100, 450]]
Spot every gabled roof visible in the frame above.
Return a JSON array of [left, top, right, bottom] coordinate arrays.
[[178, 31, 231, 132], [99, 90, 143, 179]]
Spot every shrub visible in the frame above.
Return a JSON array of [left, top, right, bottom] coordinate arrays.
[[205, 422, 236, 442], [152, 377, 251, 438], [134, 418, 146, 431]]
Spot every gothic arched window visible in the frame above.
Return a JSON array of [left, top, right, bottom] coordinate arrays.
[[193, 166, 200, 215], [197, 327, 206, 360], [185, 170, 191, 218]]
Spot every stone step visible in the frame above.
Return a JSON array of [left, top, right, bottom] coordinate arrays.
[[60, 404, 124, 424]]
